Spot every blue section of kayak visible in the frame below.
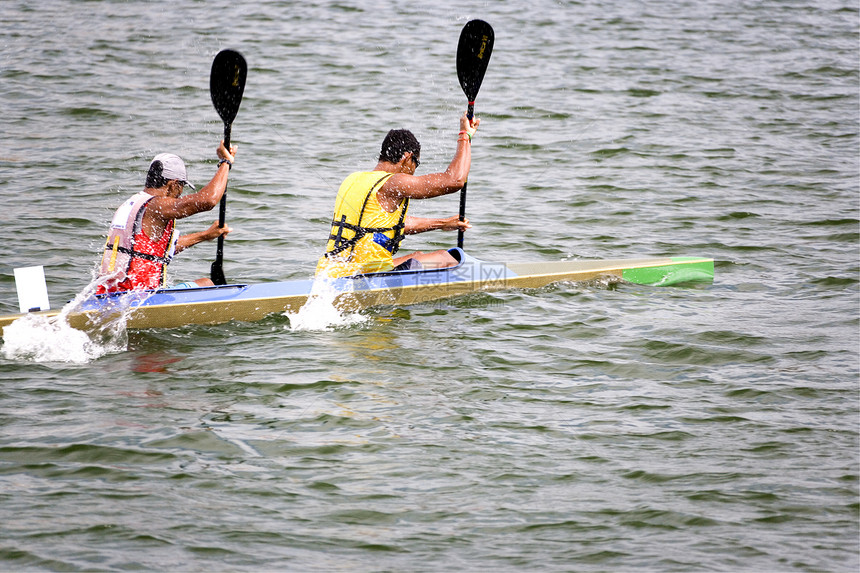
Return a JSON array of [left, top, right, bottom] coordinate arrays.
[[77, 249, 517, 311]]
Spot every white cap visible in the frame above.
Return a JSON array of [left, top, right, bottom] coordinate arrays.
[[150, 153, 195, 190]]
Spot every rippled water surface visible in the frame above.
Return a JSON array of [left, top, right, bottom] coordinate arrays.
[[1, 0, 858, 571]]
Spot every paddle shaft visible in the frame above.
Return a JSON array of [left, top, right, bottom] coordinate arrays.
[[213, 123, 232, 272], [457, 103, 475, 249]]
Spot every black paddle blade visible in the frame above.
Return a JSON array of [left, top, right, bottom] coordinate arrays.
[[210, 258, 226, 286], [210, 49, 247, 126], [457, 20, 494, 106]]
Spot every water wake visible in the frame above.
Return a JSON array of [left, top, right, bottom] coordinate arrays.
[[1, 280, 141, 364], [285, 277, 365, 332]]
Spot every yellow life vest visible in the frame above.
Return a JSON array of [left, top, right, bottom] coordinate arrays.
[[316, 171, 409, 278]]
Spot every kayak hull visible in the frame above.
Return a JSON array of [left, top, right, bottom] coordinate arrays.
[[0, 250, 713, 331]]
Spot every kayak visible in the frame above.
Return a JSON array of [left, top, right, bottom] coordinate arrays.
[[0, 249, 713, 331]]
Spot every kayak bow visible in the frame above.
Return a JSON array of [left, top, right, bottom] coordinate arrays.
[[0, 249, 713, 331]]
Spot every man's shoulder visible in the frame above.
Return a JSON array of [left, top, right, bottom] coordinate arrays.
[[345, 169, 390, 179], [139, 192, 176, 222], [339, 170, 393, 190]]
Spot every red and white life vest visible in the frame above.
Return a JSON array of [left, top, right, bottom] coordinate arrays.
[[97, 191, 177, 293]]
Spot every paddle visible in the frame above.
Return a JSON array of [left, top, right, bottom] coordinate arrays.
[[209, 49, 247, 285], [456, 19, 494, 249]]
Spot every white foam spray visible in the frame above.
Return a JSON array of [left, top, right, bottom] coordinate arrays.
[[1, 278, 143, 364], [285, 276, 366, 332]]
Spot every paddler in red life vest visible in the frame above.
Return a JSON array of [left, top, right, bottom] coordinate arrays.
[[317, 112, 479, 278], [96, 142, 237, 294]]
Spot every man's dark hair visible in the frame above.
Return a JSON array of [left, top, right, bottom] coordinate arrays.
[[145, 160, 168, 189], [379, 129, 420, 164]]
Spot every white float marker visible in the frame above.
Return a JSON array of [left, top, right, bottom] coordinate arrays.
[[13, 266, 50, 313]]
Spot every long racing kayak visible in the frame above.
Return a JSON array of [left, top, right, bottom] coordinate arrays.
[[0, 249, 713, 331]]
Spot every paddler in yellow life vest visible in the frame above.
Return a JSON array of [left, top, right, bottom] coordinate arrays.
[[317, 112, 479, 278]]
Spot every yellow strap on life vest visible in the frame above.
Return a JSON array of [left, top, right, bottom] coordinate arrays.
[[108, 235, 120, 272]]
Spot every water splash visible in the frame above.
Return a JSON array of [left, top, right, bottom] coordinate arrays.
[[285, 276, 366, 332], [1, 279, 142, 364]]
